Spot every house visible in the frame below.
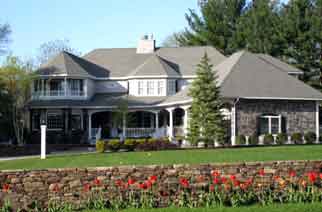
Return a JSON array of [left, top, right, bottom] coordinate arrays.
[[26, 35, 322, 145]]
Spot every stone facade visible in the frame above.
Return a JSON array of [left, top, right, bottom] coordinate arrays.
[[236, 99, 316, 136], [0, 160, 321, 210]]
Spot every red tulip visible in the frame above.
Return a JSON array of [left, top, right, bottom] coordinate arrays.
[[138, 182, 148, 190], [83, 183, 91, 192], [211, 171, 220, 177], [209, 184, 215, 192], [273, 175, 280, 181], [245, 178, 253, 185], [115, 179, 123, 187], [221, 176, 227, 183], [93, 178, 101, 186], [149, 175, 157, 184], [233, 180, 240, 187], [289, 170, 296, 177], [2, 184, 9, 192], [179, 178, 190, 188], [259, 169, 265, 176], [128, 178, 136, 185], [52, 184, 60, 193], [160, 190, 169, 197], [307, 172, 318, 183], [319, 173, 322, 180], [145, 180, 152, 188], [213, 177, 220, 185], [230, 175, 236, 181]]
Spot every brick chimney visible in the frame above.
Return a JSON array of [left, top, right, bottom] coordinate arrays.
[[136, 34, 155, 54]]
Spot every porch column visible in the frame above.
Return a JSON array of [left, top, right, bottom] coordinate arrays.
[[64, 77, 68, 96], [181, 106, 190, 137], [122, 113, 126, 139], [231, 105, 236, 146], [154, 111, 159, 129], [166, 108, 175, 141], [41, 79, 45, 96], [88, 112, 92, 140], [316, 101, 320, 143]]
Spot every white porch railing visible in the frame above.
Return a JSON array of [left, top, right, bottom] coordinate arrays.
[[32, 89, 85, 99], [126, 128, 156, 138]]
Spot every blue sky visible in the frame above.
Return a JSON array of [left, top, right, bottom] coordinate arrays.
[[1, 0, 199, 60]]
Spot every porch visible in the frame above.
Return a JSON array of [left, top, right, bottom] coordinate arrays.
[[88, 107, 189, 142]]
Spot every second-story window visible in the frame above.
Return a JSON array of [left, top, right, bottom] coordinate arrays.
[[157, 81, 164, 95], [147, 81, 154, 95], [68, 79, 83, 96], [138, 81, 144, 95]]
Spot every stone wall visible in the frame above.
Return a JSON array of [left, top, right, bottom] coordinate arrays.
[[0, 160, 321, 209], [236, 99, 316, 136]]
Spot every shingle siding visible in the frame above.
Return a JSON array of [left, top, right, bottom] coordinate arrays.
[[236, 99, 316, 136]]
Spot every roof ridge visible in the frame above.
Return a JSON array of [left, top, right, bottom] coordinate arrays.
[[217, 50, 246, 86]]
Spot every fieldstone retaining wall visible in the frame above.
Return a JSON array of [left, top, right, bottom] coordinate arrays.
[[0, 160, 321, 210]]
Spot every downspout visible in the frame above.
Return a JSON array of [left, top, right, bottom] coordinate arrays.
[[231, 98, 240, 146]]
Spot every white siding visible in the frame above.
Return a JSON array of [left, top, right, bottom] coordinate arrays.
[[86, 79, 96, 99], [95, 80, 128, 93]]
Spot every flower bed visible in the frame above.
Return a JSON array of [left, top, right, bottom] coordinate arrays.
[[1, 161, 322, 211]]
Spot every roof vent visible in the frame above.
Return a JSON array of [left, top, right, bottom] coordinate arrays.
[[136, 34, 155, 54]]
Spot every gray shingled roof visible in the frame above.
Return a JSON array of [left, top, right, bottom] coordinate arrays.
[[82, 46, 226, 78], [37, 51, 110, 78], [217, 51, 322, 100], [256, 54, 303, 74], [129, 55, 181, 77]]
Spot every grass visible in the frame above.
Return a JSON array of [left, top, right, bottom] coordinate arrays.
[[83, 203, 322, 212], [1, 145, 322, 170]]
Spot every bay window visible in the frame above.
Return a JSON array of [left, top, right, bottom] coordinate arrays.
[[157, 81, 164, 95]]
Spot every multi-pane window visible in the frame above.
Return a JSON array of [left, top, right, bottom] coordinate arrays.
[[68, 79, 83, 96], [47, 111, 63, 130], [157, 81, 164, 95], [49, 79, 64, 96], [147, 81, 154, 95], [167, 80, 176, 95], [259, 115, 282, 135], [138, 81, 144, 95]]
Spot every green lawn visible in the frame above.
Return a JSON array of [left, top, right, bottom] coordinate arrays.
[[83, 203, 322, 212], [1, 145, 322, 170]]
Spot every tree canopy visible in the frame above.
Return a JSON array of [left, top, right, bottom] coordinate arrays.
[[177, 0, 322, 89]]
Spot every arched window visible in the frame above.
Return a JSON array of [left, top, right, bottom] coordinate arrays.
[[259, 114, 283, 135]]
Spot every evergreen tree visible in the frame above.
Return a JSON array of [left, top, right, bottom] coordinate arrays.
[[234, 0, 285, 56], [280, 0, 320, 83], [188, 53, 226, 145], [176, 0, 247, 55]]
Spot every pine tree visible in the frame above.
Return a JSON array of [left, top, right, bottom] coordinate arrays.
[[234, 0, 285, 56], [176, 0, 247, 55], [188, 53, 226, 145]]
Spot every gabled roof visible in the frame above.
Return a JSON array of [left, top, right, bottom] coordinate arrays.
[[216, 51, 322, 100], [129, 55, 180, 77], [37, 51, 110, 78]]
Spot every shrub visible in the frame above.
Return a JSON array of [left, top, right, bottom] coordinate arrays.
[[136, 139, 179, 151], [291, 132, 303, 144], [147, 138, 158, 143], [263, 134, 274, 145], [95, 140, 106, 153], [108, 139, 121, 152], [276, 133, 287, 145], [124, 139, 137, 151], [136, 138, 147, 145], [304, 131, 316, 144], [248, 135, 258, 145], [235, 135, 246, 145]]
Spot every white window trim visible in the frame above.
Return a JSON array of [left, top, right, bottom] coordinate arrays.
[[138, 81, 144, 95], [157, 80, 164, 96], [147, 81, 154, 96], [260, 115, 282, 135]]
